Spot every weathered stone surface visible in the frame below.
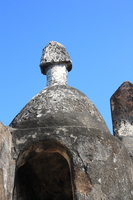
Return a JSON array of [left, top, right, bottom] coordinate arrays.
[[0, 122, 15, 200], [40, 41, 72, 75], [9, 84, 133, 199], [10, 85, 109, 133], [46, 64, 68, 86], [11, 126, 133, 200], [111, 81, 133, 136], [2, 42, 133, 199], [110, 81, 133, 162]]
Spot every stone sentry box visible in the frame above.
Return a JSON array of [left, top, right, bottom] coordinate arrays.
[[0, 41, 133, 200]]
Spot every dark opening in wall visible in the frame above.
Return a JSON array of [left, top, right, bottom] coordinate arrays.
[[15, 141, 73, 200]]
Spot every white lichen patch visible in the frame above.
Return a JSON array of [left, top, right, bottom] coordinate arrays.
[[113, 154, 117, 163], [37, 113, 42, 118], [32, 132, 37, 138], [70, 134, 77, 142], [57, 127, 68, 134], [118, 121, 133, 136], [16, 138, 27, 145], [46, 64, 68, 86], [56, 130, 60, 134], [98, 178, 101, 183]]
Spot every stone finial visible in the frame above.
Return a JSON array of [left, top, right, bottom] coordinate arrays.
[[39, 41, 72, 86], [110, 81, 133, 137]]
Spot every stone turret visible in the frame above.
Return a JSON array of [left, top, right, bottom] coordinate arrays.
[[1, 42, 133, 200], [111, 81, 133, 162]]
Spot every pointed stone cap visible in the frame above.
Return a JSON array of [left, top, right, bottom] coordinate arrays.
[[40, 41, 72, 75], [111, 81, 133, 121]]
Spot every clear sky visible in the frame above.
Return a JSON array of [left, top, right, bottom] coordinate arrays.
[[0, 0, 133, 134]]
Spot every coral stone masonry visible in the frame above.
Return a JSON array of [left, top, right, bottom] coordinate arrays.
[[45, 63, 68, 86], [111, 81, 133, 163], [40, 41, 72, 86], [1, 41, 133, 200]]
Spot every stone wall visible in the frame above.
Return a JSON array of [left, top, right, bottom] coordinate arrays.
[[0, 122, 15, 200]]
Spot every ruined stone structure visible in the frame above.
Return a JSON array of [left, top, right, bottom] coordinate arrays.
[[0, 41, 133, 200], [111, 81, 133, 163]]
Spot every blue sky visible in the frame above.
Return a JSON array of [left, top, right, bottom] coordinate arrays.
[[0, 0, 133, 134]]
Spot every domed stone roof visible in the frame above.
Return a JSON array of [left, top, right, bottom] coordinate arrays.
[[10, 85, 109, 133]]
